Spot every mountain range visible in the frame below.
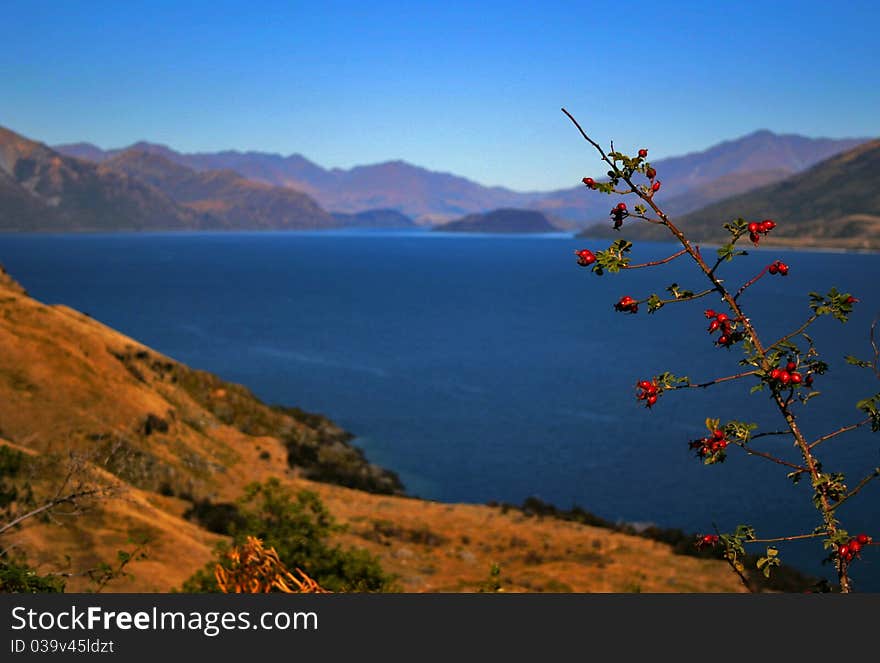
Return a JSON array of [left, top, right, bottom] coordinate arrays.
[[0, 122, 873, 237], [56, 130, 868, 226], [579, 139, 880, 249]]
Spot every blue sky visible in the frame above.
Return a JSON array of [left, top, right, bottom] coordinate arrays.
[[2, 0, 878, 191]]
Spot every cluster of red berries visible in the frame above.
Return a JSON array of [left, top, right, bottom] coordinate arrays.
[[615, 295, 638, 314], [704, 309, 737, 347], [610, 202, 628, 230], [575, 249, 596, 266], [636, 379, 659, 407], [747, 219, 776, 245], [690, 428, 728, 459], [768, 260, 789, 276], [695, 534, 720, 550], [768, 361, 811, 387], [838, 534, 873, 563]]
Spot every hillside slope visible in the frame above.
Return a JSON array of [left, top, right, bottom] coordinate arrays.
[[0, 267, 746, 592], [437, 208, 558, 233], [104, 149, 337, 230], [0, 127, 208, 231], [579, 140, 880, 249]]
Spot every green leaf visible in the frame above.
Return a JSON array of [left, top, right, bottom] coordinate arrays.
[[856, 393, 880, 431], [845, 355, 873, 369], [646, 293, 664, 314]]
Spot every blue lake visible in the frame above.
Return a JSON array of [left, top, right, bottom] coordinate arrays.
[[1, 230, 878, 589]]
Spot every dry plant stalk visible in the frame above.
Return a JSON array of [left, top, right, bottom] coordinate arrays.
[[215, 536, 328, 593]]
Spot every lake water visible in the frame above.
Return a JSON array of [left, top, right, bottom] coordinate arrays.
[[1, 230, 878, 590]]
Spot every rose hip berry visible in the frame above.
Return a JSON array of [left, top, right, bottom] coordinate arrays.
[[705, 309, 737, 347], [695, 534, 720, 550], [690, 429, 729, 462], [645, 166, 657, 180], [610, 203, 629, 230], [615, 295, 639, 314], [638, 148, 648, 158], [583, 177, 596, 188], [748, 219, 777, 246], [575, 249, 597, 266], [636, 380, 660, 408], [768, 360, 810, 388], [771, 261, 789, 276], [651, 181, 661, 192]]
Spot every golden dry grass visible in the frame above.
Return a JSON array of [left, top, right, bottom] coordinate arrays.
[[0, 272, 744, 593]]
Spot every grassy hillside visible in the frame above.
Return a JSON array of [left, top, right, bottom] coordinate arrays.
[[580, 140, 880, 249], [0, 266, 756, 592]]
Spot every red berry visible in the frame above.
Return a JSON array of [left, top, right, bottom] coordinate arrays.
[[716, 313, 728, 324], [838, 543, 850, 559], [717, 335, 729, 345], [638, 148, 648, 158], [769, 369, 781, 380], [790, 372, 802, 384], [704, 309, 717, 319], [713, 429, 724, 440], [786, 361, 797, 372], [849, 540, 862, 555], [617, 202, 627, 211], [651, 181, 661, 192], [805, 375, 814, 387], [856, 533, 871, 545], [575, 249, 597, 266], [749, 232, 760, 245], [708, 319, 720, 333], [845, 296, 859, 305], [637, 380, 651, 390], [646, 394, 658, 407], [748, 222, 760, 234], [645, 166, 657, 179], [778, 263, 789, 276], [779, 371, 791, 384], [646, 384, 658, 395], [768, 263, 778, 275], [761, 220, 776, 232]]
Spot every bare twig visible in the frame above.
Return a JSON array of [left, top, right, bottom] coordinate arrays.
[[809, 418, 873, 449], [0, 488, 105, 536], [831, 468, 880, 512], [769, 314, 819, 350], [667, 370, 758, 390], [623, 248, 688, 270]]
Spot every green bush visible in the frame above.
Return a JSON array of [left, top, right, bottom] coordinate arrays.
[[0, 554, 65, 593], [181, 478, 395, 592]]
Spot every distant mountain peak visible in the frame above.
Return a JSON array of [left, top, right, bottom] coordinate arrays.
[[52, 129, 873, 226]]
